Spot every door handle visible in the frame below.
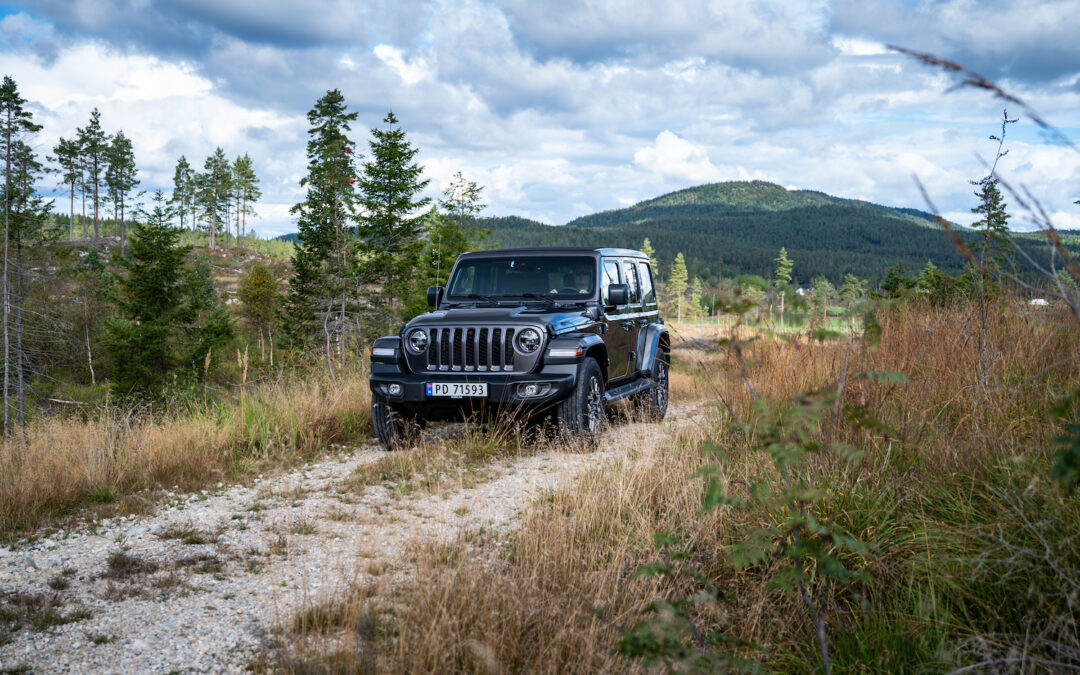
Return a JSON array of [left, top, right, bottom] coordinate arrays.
[[620, 321, 633, 331]]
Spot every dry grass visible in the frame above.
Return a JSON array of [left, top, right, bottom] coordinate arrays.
[[0, 370, 371, 538], [277, 300, 1080, 673]]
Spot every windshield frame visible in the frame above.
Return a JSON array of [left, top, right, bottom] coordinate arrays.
[[445, 255, 599, 304]]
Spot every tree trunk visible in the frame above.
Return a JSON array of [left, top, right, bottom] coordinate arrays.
[[235, 193, 241, 250], [92, 157, 99, 239], [86, 324, 95, 385], [3, 111, 10, 437], [16, 232, 23, 430], [268, 325, 273, 367], [241, 190, 247, 249], [69, 180, 74, 240], [780, 293, 785, 332]]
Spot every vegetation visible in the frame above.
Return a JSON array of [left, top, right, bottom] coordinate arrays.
[[276, 301, 1080, 673], [482, 180, 1080, 287]]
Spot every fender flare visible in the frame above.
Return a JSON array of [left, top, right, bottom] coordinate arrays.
[[638, 323, 670, 374], [545, 333, 607, 371]]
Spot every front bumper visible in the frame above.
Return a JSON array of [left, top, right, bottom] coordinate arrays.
[[369, 361, 578, 410]]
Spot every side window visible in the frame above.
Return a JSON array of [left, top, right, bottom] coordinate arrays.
[[623, 260, 640, 305], [601, 259, 621, 305], [637, 262, 656, 305]]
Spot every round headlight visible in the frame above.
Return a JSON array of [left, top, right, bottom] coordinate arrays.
[[516, 328, 542, 353], [407, 329, 429, 353]]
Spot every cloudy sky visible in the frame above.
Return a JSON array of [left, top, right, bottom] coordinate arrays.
[[2, 0, 1080, 237]]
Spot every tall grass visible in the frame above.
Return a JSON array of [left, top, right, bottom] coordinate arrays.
[[278, 300, 1079, 672], [0, 370, 371, 537]]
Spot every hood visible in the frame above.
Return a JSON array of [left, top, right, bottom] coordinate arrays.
[[405, 306, 595, 335]]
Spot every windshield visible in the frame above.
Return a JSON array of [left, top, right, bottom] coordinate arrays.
[[447, 256, 596, 301]]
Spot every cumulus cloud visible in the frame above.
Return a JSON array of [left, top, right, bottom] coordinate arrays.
[[634, 131, 724, 183], [2, 0, 1078, 235]]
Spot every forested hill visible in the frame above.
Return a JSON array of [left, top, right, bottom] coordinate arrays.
[[483, 180, 972, 286], [271, 180, 1079, 287]]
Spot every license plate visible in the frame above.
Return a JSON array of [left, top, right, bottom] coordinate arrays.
[[426, 382, 488, 398]]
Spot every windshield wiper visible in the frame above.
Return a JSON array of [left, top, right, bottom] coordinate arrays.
[[456, 293, 504, 306], [518, 293, 557, 307]]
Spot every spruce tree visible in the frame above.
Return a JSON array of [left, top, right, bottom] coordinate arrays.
[[773, 247, 793, 331], [282, 89, 360, 353], [107, 190, 232, 396], [971, 177, 1011, 276], [668, 252, 689, 322], [356, 111, 430, 326], [641, 238, 657, 275]]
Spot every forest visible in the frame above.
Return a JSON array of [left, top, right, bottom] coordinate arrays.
[[481, 180, 1080, 287]]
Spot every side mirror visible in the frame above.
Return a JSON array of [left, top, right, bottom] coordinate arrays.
[[608, 283, 629, 306], [427, 286, 444, 308]]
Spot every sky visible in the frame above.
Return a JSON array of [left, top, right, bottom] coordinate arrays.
[[2, 0, 1080, 237]]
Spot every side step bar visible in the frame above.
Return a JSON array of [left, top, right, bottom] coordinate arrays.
[[604, 377, 650, 403]]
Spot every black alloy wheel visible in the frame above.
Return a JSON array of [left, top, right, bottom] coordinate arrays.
[[557, 357, 606, 440]]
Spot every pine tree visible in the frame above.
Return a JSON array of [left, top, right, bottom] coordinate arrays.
[[50, 136, 81, 240], [432, 171, 488, 290], [237, 262, 279, 363], [668, 252, 689, 323], [169, 156, 194, 246], [199, 148, 230, 248], [689, 277, 703, 321], [1, 76, 44, 435], [839, 273, 865, 334], [76, 108, 109, 239], [105, 130, 138, 253], [809, 276, 836, 326], [357, 111, 431, 327], [773, 247, 793, 331], [232, 154, 260, 249], [282, 89, 360, 357], [839, 273, 865, 309]]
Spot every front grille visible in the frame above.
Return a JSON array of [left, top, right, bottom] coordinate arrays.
[[419, 326, 532, 372]]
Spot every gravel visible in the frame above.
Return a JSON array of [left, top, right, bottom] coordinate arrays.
[[0, 404, 699, 673]]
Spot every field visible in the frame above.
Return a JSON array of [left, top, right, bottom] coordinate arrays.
[[2, 300, 1078, 673]]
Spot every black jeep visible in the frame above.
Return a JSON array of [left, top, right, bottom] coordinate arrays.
[[368, 247, 670, 449]]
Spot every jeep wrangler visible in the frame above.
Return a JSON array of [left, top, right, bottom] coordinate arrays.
[[368, 247, 669, 450]]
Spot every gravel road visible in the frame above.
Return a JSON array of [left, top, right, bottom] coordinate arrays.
[[0, 404, 702, 673]]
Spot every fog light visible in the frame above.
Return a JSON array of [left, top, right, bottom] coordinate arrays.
[[523, 384, 540, 397], [387, 383, 402, 396]]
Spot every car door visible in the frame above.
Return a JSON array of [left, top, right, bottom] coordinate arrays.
[[601, 257, 631, 381], [635, 260, 659, 374], [620, 258, 644, 377]]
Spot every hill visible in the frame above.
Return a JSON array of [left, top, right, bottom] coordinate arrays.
[[483, 180, 1077, 286], [482, 181, 964, 285]]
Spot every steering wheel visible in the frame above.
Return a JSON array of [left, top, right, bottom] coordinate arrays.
[[557, 286, 579, 294]]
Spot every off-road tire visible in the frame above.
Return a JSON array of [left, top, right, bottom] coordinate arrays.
[[633, 350, 669, 421], [556, 357, 606, 440], [372, 394, 424, 451]]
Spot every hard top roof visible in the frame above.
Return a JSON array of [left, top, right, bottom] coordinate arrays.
[[457, 246, 647, 260]]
